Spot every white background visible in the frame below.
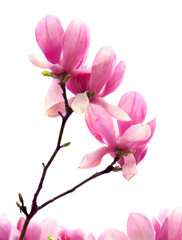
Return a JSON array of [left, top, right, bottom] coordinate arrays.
[[0, 0, 182, 237]]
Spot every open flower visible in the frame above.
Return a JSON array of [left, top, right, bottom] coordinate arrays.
[[0, 215, 19, 240], [79, 91, 156, 180], [46, 46, 130, 121], [29, 15, 90, 74]]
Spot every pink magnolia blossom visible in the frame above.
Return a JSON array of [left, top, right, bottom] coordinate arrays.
[[79, 91, 156, 181], [29, 15, 90, 74], [58, 226, 85, 240], [126, 208, 182, 240], [45, 46, 130, 121], [17, 217, 59, 240]]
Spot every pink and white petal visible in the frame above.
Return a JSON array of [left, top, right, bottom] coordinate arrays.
[[46, 97, 75, 117], [88, 46, 116, 95], [40, 218, 59, 240], [85, 102, 117, 147], [168, 208, 182, 240], [10, 226, 20, 240], [158, 209, 169, 225], [87, 233, 96, 240], [100, 60, 126, 98], [62, 19, 90, 72], [59, 227, 85, 240], [29, 54, 53, 69], [26, 221, 41, 240], [98, 229, 129, 240], [118, 124, 151, 149], [117, 92, 147, 136], [122, 154, 137, 181], [0, 216, 12, 240], [79, 147, 112, 169], [127, 213, 155, 240], [71, 92, 89, 114], [152, 217, 161, 239], [44, 79, 64, 110], [92, 97, 131, 121], [142, 117, 157, 145], [35, 15, 64, 64]]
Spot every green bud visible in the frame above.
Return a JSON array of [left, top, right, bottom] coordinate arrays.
[[62, 142, 71, 147], [41, 71, 51, 76], [48, 235, 55, 240], [16, 201, 21, 208]]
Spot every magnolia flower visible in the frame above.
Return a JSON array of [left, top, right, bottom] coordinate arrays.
[[88, 208, 182, 240], [58, 226, 85, 240], [29, 15, 90, 74], [79, 91, 156, 180], [46, 46, 130, 121]]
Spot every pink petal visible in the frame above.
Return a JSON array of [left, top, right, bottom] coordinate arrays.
[[26, 221, 41, 240], [59, 227, 85, 240], [168, 208, 182, 240], [88, 46, 116, 95], [118, 123, 151, 149], [98, 229, 129, 240], [142, 117, 157, 145], [35, 15, 64, 64], [71, 92, 89, 114], [92, 97, 131, 121], [100, 60, 126, 97], [79, 147, 112, 169], [46, 97, 75, 117], [0, 216, 12, 240], [158, 209, 169, 225], [133, 145, 147, 164], [87, 233, 96, 240], [85, 103, 117, 147], [66, 71, 91, 95], [127, 213, 155, 240], [40, 218, 59, 240], [10, 226, 20, 240], [152, 217, 161, 238], [62, 19, 90, 72], [44, 79, 64, 111], [29, 54, 53, 69], [117, 91, 147, 136], [156, 218, 168, 240], [122, 154, 137, 181]]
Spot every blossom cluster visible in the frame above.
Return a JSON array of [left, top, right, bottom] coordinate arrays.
[[29, 15, 156, 181], [1, 208, 182, 240]]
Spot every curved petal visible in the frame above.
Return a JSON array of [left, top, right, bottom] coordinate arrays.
[[152, 217, 161, 239], [40, 218, 59, 240], [88, 46, 116, 95], [117, 92, 147, 136], [122, 154, 137, 181], [92, 97, 131, 121], [71, 92, 89, 114], [10, 226, 20, 240], [127, 213, 155, 240], [168, 208, 182, 240], [35, 15, 64, 64], [44, 79, 64, 110], [156, 218, 168, 240], [29, 54, 53, 69], [133, 145, 148, 164], [100, 60, 126, 97], [26, 221, 41, 240], [0, 216, 12, 240], [62, 19, 90, 72], [66, 71, 91, 95], [98, 229, 129, 240], [118, 124, 151, 149], [59, 227, 85, 240], [46, 97, 75, 117], [85, 103, 117, 147], [79, 147, 112, 169]]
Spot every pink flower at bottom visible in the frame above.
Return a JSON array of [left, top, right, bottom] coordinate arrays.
[[79, 91, 156, 181]]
